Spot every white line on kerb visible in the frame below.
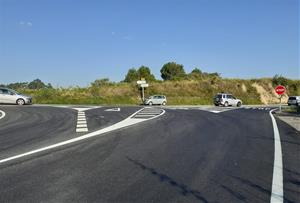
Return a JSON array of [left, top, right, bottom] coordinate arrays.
[[0, 110, 6, 120], [269, 109, 284, 203], [0, 108, 165, 164]]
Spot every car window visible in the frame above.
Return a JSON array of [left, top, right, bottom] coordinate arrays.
[[1, 89, 9, 95]]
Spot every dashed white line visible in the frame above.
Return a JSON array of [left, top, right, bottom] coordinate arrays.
[[0, 110, 5, 120], [269, 109, 284, 203], [0, 108, 165, 164]]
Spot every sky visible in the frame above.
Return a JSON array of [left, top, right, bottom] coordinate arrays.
[[0, 0, 299, 87]]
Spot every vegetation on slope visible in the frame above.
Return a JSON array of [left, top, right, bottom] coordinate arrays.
[[1, 62, 299, 105]]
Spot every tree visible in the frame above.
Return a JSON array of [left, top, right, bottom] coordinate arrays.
[[137, 66, 156, 82], [28, 79, 48, 89], [160, 62, 186, 80], [272, 74, 288, 87], [124, 66, 156, 82], [91, 78, 112, 87], [188, 68, 203, 80], [7, 82, 29, 89], [124, 68, 138, 82]]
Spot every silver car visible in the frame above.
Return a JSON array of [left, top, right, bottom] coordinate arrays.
[[214, 93, 242, 107], [287, 96, 300, 106], [144, 95, 167, 106], [0, 87, 32, 105]]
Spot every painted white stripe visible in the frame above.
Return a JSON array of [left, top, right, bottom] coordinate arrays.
[[77, 121, 87, 124], [134, 114, 157, 117], [77, 124, 87, 128], [78, 112, 85, 115], [105, 108, 121, 112], [77, 118, 86, 121], [269, 109, 284, 203], [78, 115, 86, 118], [0, 110, 6, 120], [0, 108, 165, 164], [210, 110, 221, 113], [76, 128, 88, 132]]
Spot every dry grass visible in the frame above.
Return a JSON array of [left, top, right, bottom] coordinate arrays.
[[19, 78, 299, 105]]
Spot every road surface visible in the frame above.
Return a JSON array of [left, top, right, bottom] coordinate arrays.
[[0, 105, 299, 202]]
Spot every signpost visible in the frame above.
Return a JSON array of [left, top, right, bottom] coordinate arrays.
[[137, 80, 149, 102], [275, 85, 286, 112]]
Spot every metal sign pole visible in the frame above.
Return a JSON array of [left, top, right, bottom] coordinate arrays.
[[142, 87, 145, 102], [279, 95, 282, 113]]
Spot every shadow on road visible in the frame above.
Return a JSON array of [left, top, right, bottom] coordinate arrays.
[[126, 157, 208, 203]]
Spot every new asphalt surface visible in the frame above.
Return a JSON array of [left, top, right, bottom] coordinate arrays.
[[0, 105, 299, 202]]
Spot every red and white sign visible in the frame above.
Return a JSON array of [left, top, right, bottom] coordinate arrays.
[[275, 85, 286, 95]]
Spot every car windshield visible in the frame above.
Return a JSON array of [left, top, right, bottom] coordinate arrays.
[[7, 89, 20, 95]]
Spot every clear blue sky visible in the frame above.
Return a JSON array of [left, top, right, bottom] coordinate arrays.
[[0, 0, 299, 87]]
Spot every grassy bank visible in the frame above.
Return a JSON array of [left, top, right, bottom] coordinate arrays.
[[18, 78, 300, 105]]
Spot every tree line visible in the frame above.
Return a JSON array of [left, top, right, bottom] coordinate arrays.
[[1, 61, 293, 90], [0, 79, 53, 90], [123, 61, 221, 82]]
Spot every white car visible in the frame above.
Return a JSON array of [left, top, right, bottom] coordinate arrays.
[[144, 95, 167, 106], [0, 87, 32, 105], [287, 96, 300, 106], [214, 93, 242, 107]]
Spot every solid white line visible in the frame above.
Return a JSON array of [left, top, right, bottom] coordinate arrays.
[[0, 110, 6, 120], [0, 108, 165, 164], [77, 121, 87, 124], [269, 109, 284, 203]]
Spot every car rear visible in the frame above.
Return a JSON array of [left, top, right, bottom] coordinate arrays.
[[288, 96, 300, 106], [214, 94, 224, 106]]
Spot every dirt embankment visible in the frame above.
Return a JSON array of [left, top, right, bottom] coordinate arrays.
[[252, 83, 288, 104]]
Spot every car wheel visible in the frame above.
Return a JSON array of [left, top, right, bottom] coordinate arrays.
[[162, 101, 166, 106], [149, 101, 153, 106], [16, 99, 25, 105], [214, 104, 219, 106], [237, 102, 241, 107], [224, 102, 229, 107]]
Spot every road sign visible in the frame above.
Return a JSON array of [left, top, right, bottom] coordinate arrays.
[[137, 80, 146, 85], [275, 85, 286, 95], [140, 83, 149, 88]]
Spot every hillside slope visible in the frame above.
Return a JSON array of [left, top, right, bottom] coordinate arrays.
[[19, 78, 300, 105]]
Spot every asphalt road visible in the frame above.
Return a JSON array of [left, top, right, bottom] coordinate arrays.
[[0, 105, 299, 203]]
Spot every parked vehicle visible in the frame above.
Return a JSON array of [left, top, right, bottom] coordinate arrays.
[[287, 96, 300, 106], [0, 87, 32, 105], [144, 95, 167, 106], [214, 93, 242, 107]]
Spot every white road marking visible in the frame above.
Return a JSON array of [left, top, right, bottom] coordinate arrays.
[[76, 128, 88, 132], [0, 108, 165, 164], [269, 109, 284, 203], [76, 124, 87, 128], [105, 108, 121, 112], [210, 110, 221, 113], [0, 110, 6, 120], [74, 109, 89, 133], [72, 107, 99, 112]]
